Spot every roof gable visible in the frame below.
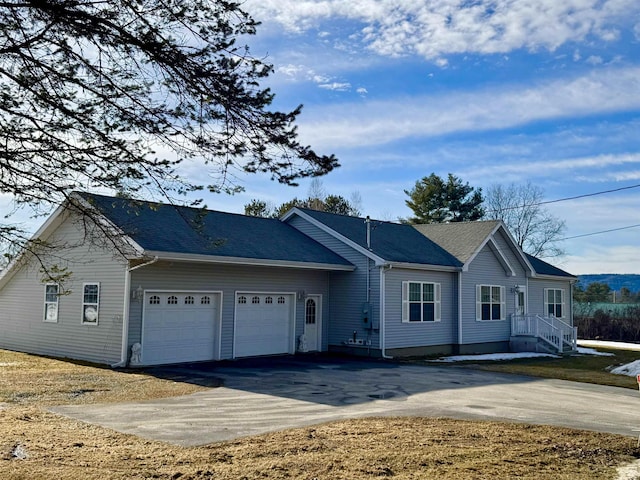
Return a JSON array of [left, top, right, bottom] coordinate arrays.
[[413, 221, 501, 265], [80, 193, 353, 268], [286, 208, 462, 268]]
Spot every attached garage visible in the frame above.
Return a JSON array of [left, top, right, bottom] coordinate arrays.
[[141, 291, 221, 365], [234, 292, 295, 358]]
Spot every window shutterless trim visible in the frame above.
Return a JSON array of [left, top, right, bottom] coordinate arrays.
[[402, 281, 441, 322], [544, 288, 565, 319], [44, 283, 59, 323], [81, 282, 100, 325], [475, 284, 506, 321]]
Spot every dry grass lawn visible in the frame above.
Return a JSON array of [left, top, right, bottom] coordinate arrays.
[[2, 349, 639, 479]]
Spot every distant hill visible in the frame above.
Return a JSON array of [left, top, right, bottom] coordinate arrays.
[[577, 274, 640, 292]]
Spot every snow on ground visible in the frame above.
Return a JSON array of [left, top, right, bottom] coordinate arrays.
[[610, 360, 640, 377], [430, 341, 629, 364], [430, 352, 559, 363], [578, 339, 640, 351], [576, 347, 615, 357]]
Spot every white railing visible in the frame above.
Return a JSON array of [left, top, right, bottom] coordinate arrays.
[[511, 314, 577, 353]]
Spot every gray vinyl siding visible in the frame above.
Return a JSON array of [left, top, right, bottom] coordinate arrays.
[[129, 261, 330, 359], [460, 234, 528, 345], [383, 268, 457, 349], [0, 214, 127, 365], [528, 277, 573, 324], [287, 215, 380, 348]]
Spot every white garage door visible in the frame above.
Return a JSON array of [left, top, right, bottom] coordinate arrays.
[[234, 293, 294, 358], [142, 291, 220, 365]]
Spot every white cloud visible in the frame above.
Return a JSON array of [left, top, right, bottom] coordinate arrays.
[[356, 87, 368, 96], [318, 82, 352, 91], [563, 245, 640, 274], [246, 0, 636, 62], [586, 55, 603, 65], [298, 66, 640, 149], [468, 152, 640, 181]]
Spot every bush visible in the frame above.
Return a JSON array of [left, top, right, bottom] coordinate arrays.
[[575, 304, 640, 342]]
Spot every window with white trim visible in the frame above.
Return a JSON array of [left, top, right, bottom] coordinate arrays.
[[545, 288, 565, 318], [82, 283, 100, 325], [402, 281, 441, 322], [476, 285, 505, 321], [44, 284, 59, 323]]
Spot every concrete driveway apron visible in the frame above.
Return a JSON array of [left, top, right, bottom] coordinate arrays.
[[49, 357, 640, 446]]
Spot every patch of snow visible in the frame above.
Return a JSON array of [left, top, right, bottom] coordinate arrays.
[[430, 352, 559, 363], [11, 444, 28, 460], [616, 459, 640, 480], [576, 347, 615, 357], [610, 359, 640, 377], [578, 340, 640, 352]]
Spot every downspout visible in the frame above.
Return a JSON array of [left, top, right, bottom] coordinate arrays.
[[111, 256, 159, 368], [380, 264, 393, 359], [457, 271, 463, 348]]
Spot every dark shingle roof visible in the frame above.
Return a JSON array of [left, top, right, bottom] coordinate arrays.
[[81, 193, 353, 267], [525, 254, 575, 278], [293, 208, 462, 268]]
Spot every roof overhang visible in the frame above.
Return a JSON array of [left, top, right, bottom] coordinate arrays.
[[143, 250, 356, 271], [381, 261, 460, 272], [0, 194, 145, 291], [534, 273, 578, 282]]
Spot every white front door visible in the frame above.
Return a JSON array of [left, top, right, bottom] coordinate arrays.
[[515, 286, 527, 315], [304, 295, 321, 352]]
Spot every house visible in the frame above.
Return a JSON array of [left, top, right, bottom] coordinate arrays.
[[0, 193, 577, 366]]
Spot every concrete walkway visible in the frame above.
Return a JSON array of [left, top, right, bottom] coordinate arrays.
[[50, 357, 640, 446]]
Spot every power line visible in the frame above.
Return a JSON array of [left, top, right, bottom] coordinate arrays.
[[487, 183, 640, 213], [560, 223, 640, 241]]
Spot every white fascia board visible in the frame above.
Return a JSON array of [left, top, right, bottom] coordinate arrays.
[[385, 261, 460, 272], [487, 237, 516, 277], [144, 250, 356, 271], [282, 208, 386, 265], [492, 222, 536, 276]]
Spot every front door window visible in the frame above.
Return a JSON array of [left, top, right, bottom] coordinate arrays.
[[515, 287, 526, 315]]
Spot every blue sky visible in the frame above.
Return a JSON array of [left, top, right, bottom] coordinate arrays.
[[2, 1, 639, 275], [205, 0, 639, 275]]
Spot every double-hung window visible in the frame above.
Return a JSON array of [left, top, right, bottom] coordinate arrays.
[[44, 284, 59, 323], [476, 285, 505, 321], [402, 281, 441, 322], [82, 283, 100, 325], [544, 288, 565, 318]]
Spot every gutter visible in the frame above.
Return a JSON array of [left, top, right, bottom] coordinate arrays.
[[111, 256, 159, 368]]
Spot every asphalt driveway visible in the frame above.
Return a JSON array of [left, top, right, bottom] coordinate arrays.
[[50, 356, 640, 446]]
